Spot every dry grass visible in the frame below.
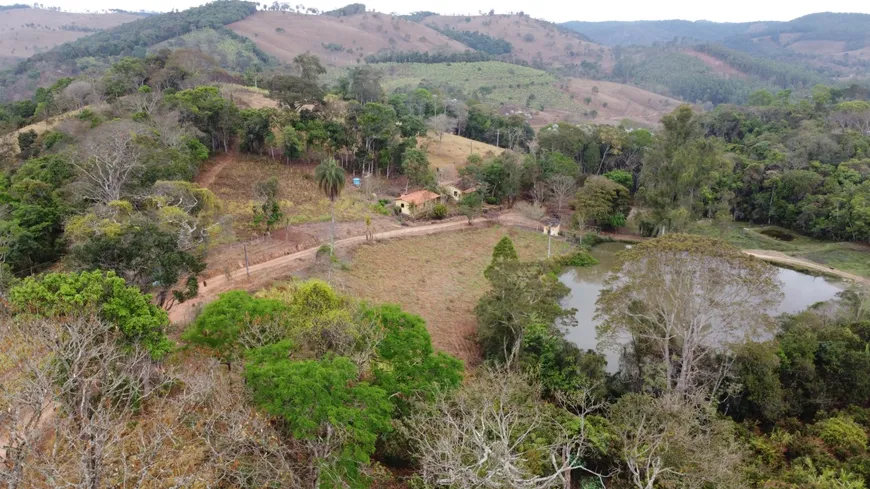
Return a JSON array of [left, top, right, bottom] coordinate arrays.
[[419, 131, 503, 180], [554, 77, 683, 127], [217, 83, 278, 109], [205, 154, 375, 238], [228, 11, 466, 67], [328, 226, 573, 366], [0, 8, 140, 59], [426, 14, 612, 70]]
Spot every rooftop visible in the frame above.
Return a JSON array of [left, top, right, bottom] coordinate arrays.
[[397, 190, 440, 206]]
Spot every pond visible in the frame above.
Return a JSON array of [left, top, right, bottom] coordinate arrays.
[[560, 242, 845, 371]]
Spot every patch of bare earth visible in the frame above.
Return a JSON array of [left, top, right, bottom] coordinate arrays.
[[324, 226, 573, 366], [0, 8, 141, 58], [426, 14, 612, 71], [682, 49, 749, 79], [228, 11, 466, 67]]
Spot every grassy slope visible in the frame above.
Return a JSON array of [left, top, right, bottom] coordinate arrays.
[[228, 11, 467, 67], [418, 131, 503, 181], [689, 220, 870, 279], [362, 61, 680, 127], [425, 14, 612, 71]]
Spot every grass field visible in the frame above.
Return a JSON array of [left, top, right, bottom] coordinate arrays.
[[204, 155, 376, 239], [419, 131, 503, 180], [326, 226, 573, 365], [689, 220, 870, 278], [373, 61, 583, 112]]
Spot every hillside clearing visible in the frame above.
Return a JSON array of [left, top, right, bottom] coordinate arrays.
[[425, 13, 612, 71], [0, 8, 141, 60], [418, 131, 503, 180], [228, 11, 466, 67], [201, 154, 375, 239]]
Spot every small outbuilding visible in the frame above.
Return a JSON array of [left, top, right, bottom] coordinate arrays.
[[543, 217, 561, 237], [442, 180, 478, 201], [395, 190, 441, 216]]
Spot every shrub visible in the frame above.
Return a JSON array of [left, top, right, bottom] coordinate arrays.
[[555, 251, 599, 267], [579, 232, 614, 248], [515, 201, 546, 221], [431, 203, 448, 219], [814, 416, 868, 458]]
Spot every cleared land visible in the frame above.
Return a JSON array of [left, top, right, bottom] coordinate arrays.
[[0, 8, 140, 59], [327, 226, 573, 365], [200, 154, 376, 239], [363, 62, 679, 127], [418, 131, 503, 180], [228, 11, 466, 67], [425, 14, 612, 71]]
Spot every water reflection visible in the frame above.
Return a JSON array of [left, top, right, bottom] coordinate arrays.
[[559, 242, 845, 371]]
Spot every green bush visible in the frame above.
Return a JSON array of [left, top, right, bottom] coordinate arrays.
[[815, 416, 868, 459], [579, 233, 614, 248], [431, 203, 448, 219], [556, 251, 599, 267]]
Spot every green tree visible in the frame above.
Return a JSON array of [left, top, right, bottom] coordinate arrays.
[[575, 175, 631, 230], [597, 234, 781, 395], [282, 125, 304, 160], [245, 341, 393, 488], [183, 290, 287, 370], [366, 305, 463, 414], [239, 108, 273, 154], [172, 86, 239, 152], [9, 270, 172, 358], [292, 52, 326, 82], [459, 191, 483, 224], [253, 176, 283, 232], [477, 258, 573, 361], [638, 105, 727, 235], [485, 236, 518, 279], [401, 148, 434, 189], [314, 157, 346, 252], [266, 74, 325, 107]]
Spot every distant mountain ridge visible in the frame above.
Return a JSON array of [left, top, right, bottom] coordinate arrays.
[[561, 12, 870, 49]]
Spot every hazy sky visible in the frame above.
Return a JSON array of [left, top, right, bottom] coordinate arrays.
[[59, 0, 870, 24]]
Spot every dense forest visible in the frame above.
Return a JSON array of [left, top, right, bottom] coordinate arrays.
[[2, 3, 870, 488]]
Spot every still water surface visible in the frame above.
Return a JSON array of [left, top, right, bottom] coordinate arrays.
[[560, 242, 845, 370]]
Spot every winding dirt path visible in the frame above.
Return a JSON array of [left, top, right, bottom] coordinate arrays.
[[194, 153, 235, 188], [169, 218, 490, 324]]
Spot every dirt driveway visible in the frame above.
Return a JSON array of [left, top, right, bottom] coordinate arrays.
[[169, 218, 488, 324]]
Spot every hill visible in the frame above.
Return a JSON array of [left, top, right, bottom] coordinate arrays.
[[562, 13, 870, 81], [0, 8, 141, 62], [227, 11, 468, 67], [0, 1, 258, 100], [345, 61, 680, 127], [423, 14, 611, 74], [561, 19, 762, 46]]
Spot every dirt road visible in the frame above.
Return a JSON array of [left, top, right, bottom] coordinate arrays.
[[744, 249, 870, 286], [169, 217, 489, 324]]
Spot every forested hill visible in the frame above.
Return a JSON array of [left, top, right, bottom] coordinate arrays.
[[0, 1, 259, 100], [562, 12, 870, 49], [560, 19, 758, 46]]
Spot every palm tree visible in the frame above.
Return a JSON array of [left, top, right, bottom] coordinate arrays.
[[314, 157, 346, 252]]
